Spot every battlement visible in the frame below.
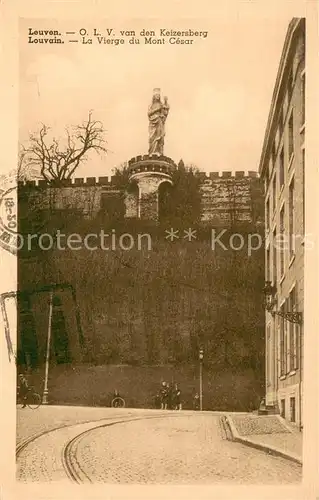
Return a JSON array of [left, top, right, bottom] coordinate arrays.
[[128, 154, 177, 167], [17, 170, 259, 190], [17, 166, 263, 225], [199, 170, 259, 180], [18, 176, 118, 188], [128, 154, 177, 178]]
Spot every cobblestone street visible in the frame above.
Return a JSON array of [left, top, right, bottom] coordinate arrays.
[[17, 406, 302, 484]]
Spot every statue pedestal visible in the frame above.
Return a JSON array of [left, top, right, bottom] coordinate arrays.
[[127, 154, 176, 220]]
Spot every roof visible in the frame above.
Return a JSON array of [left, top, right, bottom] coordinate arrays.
[[258, 18, 305, 177]]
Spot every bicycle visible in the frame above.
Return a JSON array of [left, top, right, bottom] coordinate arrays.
[[17, 387, 42, 409], [111, 396, 125, 408]]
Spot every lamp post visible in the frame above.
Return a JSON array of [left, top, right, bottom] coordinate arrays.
[[263, 281, 303, 324], [199, 346, 204, 411], [42, 291, 53, 405]]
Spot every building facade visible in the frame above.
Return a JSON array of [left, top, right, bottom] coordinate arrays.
[[259, 18, 305, 427]]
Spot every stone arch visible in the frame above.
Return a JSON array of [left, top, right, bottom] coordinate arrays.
[[125, 180, 139, 218], [158, 180, 173, 221]]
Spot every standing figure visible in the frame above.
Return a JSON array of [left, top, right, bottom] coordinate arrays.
[[148, 88, 170, 156], [18, 373, 29, 408], [193, 392, 200, 411], [167, 382, 172, 410], [173, 384, 182, 411], [160, 381, 168, 409]]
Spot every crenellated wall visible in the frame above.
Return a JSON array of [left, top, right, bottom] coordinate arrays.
[[18, 170, 258, 188], [18, 170, 262, 224]]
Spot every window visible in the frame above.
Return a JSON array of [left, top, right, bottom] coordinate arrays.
[[266, 324, 271, 386], [266, 197, 270, 231], [278, 109, 284, 137], [272, 174, 277, 213], [271, 142, 276, 169], [280, 316, 285, 375], [288, 69, 293, 102], [288, 112, 294, 161], [289, 179, 295, 258], [273, 228, 277, 286], [279, 301, 288, 376], [281, 399, 286, 418], [280, 303, 287, 375], [275, 127, 280, 150], [266, 246, 271, 281], [264, 163, 269, 192], [283, 91, 289, 118], [279, 148, 285, 189], [289, 287, 299, 371], [289, 311, 295, 372], [290, 397, 296, 423], [301, 72, 305, 126], [279, 206, 285, 278]]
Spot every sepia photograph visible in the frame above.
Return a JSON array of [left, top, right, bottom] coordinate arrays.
[[0, 3, 317, 495]]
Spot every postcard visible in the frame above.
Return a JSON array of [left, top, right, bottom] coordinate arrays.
[[0, 1, 318, 499]]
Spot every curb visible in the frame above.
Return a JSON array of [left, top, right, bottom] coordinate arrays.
[[225, 415, 302, 466]]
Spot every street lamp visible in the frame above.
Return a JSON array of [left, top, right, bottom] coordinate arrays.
[[199, 346, 204, 411], [42, 291, 53, 405], [263, 281, 303, 325]]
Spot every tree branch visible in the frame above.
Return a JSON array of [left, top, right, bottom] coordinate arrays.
[[21, 112, 108, 184]]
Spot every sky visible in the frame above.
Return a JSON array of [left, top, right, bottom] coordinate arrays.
[[19, 16, 292, 178]]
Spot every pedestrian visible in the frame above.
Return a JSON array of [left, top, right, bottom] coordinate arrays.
[[113, 388, 121, 401], [193, 392, 200, 411], [111, 389, 121, 407], [173, 383, 182, 411], [18, 373, 29, 408], [160, 381, 168, 410], [167, 382, 172, 410]]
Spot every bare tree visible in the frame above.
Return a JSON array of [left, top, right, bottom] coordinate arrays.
[[21, 111, 107, 184], [17, 147, 36, 181], [223, 179, 249, 229]]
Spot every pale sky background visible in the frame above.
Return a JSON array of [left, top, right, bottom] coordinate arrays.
[[19, 16, 292, 178]]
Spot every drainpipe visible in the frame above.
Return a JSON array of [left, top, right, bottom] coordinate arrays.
[[299, 322, 302, 431], [274, 314, 278, 410]]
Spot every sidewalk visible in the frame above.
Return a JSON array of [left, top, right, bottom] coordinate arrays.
[[226, 413, 302, 465]]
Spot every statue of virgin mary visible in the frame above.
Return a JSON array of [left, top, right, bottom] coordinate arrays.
[[148, 88, 170, 155]]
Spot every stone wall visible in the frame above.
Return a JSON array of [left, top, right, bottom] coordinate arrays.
[[200, 173, 259, 223], [18, 170, 262, 225]]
